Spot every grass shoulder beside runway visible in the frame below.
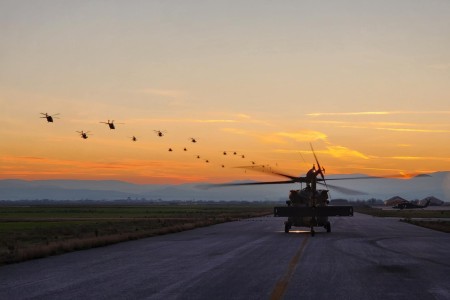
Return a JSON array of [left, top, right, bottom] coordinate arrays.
[[0, 202, 273, 265], [354, 205, 450, 233]]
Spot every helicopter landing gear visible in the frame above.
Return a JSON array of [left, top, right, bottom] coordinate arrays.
[[284, 221, 291, 233], [325, 221, 331, 233]]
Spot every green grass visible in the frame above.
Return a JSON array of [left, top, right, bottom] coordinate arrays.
[[0, 204, 273, 265]]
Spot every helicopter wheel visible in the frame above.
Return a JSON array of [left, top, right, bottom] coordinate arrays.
[[284, 222, 291, 233], [325, 221, 331, 233]]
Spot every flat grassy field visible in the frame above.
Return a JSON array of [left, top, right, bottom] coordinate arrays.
[[354, 206, 450, 233], [0, 203, 273, 265]]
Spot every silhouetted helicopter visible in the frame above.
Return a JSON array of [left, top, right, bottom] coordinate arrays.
[[190, 137, 197, 143], [393, 199, 431, 209], [224, 151, 238, 156], [200, 144, 409, 236], [76, 131, 91, 139], [100, 120, 123, 130], [130, 136, 137, 142], [40, 113, 60, 123], [154, 130, 166, 137]]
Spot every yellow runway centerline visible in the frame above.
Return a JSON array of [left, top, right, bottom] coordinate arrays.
[[270, 235, 310, 300]]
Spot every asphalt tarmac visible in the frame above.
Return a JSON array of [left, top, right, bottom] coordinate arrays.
[[1, 213, 449, 300]]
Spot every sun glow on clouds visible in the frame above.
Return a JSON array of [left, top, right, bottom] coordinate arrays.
[[324, 146, 370, 160], [277, 130, 328, 142], [308, 111, 450, 117], [307, 111, 391, 117]]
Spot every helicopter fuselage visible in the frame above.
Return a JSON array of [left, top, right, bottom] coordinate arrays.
[[285, 188, 330, 231]]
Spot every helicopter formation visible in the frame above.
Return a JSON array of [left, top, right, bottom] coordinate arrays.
[[40, 112, 254, 169], [40, 112, 430, 236]]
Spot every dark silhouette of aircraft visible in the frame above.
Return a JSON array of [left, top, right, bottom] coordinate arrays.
[[392, 199, 431, 209], [100, 120, 123, 129], [76, 131, 91, 139], [130, 136, 137, 142], [154, 130, 166, 137], [40, 113, 59, 123], [190, 137, 197, 143]]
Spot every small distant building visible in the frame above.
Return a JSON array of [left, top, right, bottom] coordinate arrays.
[[384, 196, 408, 207], [421, 196, 444, 206]]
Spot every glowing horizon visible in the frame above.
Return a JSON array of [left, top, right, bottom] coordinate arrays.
[[1, 1, 450, 184]]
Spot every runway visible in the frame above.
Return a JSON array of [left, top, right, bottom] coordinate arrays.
[[1, 213, 449, 300]]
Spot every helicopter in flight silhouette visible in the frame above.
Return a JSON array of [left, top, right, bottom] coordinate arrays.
[[40, 113, 60, 123], [154, 130, 166, 137], [100, 120, 123, 130], [76, 131, 91, 139]]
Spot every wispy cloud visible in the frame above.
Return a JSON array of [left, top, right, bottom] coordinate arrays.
[[374, 127, 450, 133], [277, 130, 328, 142], [307, 111, 450, 117], [388, 156, 450, 161], [126, 113, 270, 125], [324, 146, 370, 160], [307, 111, 391, 117]]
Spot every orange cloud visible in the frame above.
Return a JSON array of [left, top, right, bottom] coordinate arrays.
[[375, 127, 450, 133], [277, 130, 328, 142], [307, 111, 450, 117], [307, 111, 390, 117], [325, 146, 370, 160]]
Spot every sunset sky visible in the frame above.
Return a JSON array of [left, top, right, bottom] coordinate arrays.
[[1, 1, 450, 184]]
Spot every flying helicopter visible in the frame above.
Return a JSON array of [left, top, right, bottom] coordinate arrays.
[[130, 136, 137, 142], [154, 130, 166, 137], [224, 151, 238, 156], [189, 137, 197, 143], [40, 113, 60, 123], [76, 131, 91, 139], [100, 120, 123, 130]]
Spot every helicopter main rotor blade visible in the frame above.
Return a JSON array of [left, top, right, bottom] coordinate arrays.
[[310, 143, 326, 180], [197, 180, 297, 189], [317, 182, 367, 195], [235, 165, 299, 181], [323, 173, 430, 181]]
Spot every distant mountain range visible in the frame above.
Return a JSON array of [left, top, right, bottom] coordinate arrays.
[[0, 171, 449, 202]]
